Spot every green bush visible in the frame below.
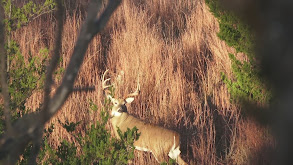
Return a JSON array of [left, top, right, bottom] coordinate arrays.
[[205, 0, 254, 58], [8, 41, 48, 119], [2, 0, 56, 32], [205, 0, 271, 104], [33, 103, 140, 165], [221, 54, 271, 104], [81, 113, 139, 164], [0, 0, 57, 162], [0, 0, 55, 134]]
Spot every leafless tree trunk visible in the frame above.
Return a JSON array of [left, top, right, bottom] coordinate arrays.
[[0, 0, 121, 164]]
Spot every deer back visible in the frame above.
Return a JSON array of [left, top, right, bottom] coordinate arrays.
[[111, 113, 180, 154]]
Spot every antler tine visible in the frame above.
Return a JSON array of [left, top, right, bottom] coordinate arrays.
[[126, 76, 140, 97], [102, 78, 111, 88], [102, 69, 108, 81], [102, 69, 110, 88], [102, 69, 113, 92], [102, 69, 114, 101]]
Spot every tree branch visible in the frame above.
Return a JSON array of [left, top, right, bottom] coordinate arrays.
[[72, 86, 96, 92], [0, 1, 12, 133], [42, 0, 121, 122], [42, 0, 64, 121], [0, 0, 122, 164]]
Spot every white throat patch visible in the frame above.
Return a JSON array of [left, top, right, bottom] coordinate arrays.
[[111, 111, 122, 117]]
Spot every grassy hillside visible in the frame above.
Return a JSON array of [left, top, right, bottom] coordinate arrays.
[[11, 0, 274, 164]]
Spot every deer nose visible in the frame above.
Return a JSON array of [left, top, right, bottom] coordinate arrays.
[[118, 107, 125, 113]]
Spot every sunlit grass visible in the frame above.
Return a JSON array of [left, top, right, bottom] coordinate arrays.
[[11, 0, 275, 164]]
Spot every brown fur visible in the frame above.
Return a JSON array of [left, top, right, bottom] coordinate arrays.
[[111, 112, 180, 162]]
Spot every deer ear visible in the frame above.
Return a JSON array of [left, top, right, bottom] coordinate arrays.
[[125, 97, 134, 103]]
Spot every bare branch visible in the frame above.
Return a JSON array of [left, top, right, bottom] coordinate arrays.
[[0, 2, 12, 133], [0, 0, 122, 163], [42, 0, 122, 121], [42, 0, 64, 120], [93, 0, 122, 35], [0, 112, 42, 165], [72, 86, 95, 92], [0, 1, 63, 164]]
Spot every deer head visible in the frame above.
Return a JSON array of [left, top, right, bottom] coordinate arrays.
[[102, 69, 140, 117]]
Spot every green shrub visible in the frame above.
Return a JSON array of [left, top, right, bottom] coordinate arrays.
[[35, 103, 140, 165], [205, 0, 254, 58], [205, 0, 271, 104], [221, 54, 271, 104], [2, 0, 56, 32], [80, 110, 140, 165], [0, 0, 55, 134], [0, 0, 57, 162]]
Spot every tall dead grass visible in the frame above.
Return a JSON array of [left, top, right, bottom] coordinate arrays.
[[11, 0, 275, 164]]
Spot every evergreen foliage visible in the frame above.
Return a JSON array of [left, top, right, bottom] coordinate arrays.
[[79, 110, 140, 165], [7, 41, 48, 119], [0, 0, 55, 134], [221, 54, 271, 104], [2, 0, 55, 32], [205, 0, 271, 104], [205, 0, 254, 58], [19, 102, 140, 164]]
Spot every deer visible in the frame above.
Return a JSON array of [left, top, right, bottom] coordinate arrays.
[[102, 70, 187, 165]]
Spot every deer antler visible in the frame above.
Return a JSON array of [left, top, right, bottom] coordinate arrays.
[[126, 75, 140, 98], [102, 69, 113, 100]]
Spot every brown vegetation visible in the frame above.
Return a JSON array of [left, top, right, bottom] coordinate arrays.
[[13, 0, 274, 164]]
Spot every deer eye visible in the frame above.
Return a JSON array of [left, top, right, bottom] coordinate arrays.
[[114, 102, 118, 105]]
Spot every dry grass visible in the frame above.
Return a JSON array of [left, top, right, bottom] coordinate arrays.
[[11, 0, 275, 164]]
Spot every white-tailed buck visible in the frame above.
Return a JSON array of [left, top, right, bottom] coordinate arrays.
[[102, 70, 187, 165]]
